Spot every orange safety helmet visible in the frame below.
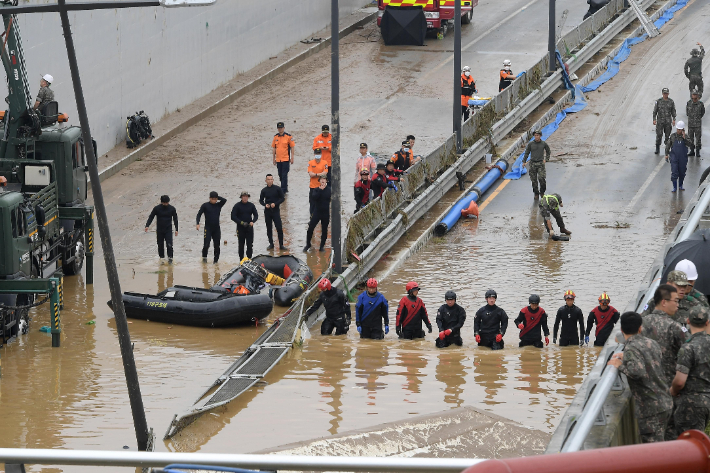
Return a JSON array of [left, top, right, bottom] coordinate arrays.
[[0, 176, 7, 187], [405, 281, 419, 293], [318, 278, 332, 291], [563, 290, 576, 300], [599, 292, 610, 303], [366, 278, 378, 288]]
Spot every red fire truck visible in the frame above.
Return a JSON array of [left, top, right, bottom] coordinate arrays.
[[377, 0, 478, 37]]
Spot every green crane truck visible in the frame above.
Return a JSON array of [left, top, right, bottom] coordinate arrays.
[[0, 8, 93, 347]]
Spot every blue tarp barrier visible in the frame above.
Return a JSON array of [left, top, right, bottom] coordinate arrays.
[[468, 99, 491, 106], [504, 0, 688, 180]]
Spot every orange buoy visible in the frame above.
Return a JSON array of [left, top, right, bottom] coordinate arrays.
[[461, 201, 479, 218]]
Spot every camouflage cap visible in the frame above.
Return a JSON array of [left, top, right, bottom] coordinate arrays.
[[667, 270, 689, 286], [662, 87, 670, 93], [689, 305, 709, 325]]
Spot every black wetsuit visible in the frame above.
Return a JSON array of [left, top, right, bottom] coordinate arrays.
[[196, 196, 227, 262], [231, 201, 259, 260], [259, 185, 285, 247], [435, 303, 466, 348], [554, 304, 585, 346], [474, 304, 508, 350], [306, 287, 351, 335], [586, 305, 620, 346], [514, 306, 549, 348], [145, 204, 178, 259], [306, 186, 331, 249]]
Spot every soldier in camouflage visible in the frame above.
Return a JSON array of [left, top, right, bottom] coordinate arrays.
[[684, 43, 705, 98], [641, 284, 687, 387], [539, 193, 571, 237], [522, 130, 551, 199], [670, 305, 710, 438], [642, 271, 690, 323], [609, 312, 672, 443], [653, 87, 676, 154], [675, 260, 710, 311], [686, 89, 705, 157]]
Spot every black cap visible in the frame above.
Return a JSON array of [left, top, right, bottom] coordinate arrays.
[[322, 124, 329, 131], [445, 290, 456, 300], [407, 135, 415, 140], [485, 289, 497, 299], [529, 294, 540, 304], [386, 159, 395, 166], [277, 122, 285, 128], [402, 140, 410, 147], [209, 191, 218, 199], [377, 163, 386, 170], [160, 195, 170, 203], [314, 148, 321, 154], [360, 142, 368, 148]]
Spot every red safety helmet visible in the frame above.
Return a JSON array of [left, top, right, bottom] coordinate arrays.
[[405, 281, 419, 292], [318, 278, 332, 291], [366, 278, 378, 288], [564, 290, 576, 300]]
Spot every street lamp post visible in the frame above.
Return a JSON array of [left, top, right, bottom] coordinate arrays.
[[453, 0, 462, 152], [548, 0, 556, 71], [331, 0, 342, 273]]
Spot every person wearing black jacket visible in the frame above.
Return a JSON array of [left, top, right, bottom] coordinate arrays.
[[231, 191, 259, 260], [554, 290, 585, 346], [196, 191, 227, 263], [306, 278, 351, 335], [474, 289, 508, 350], [435, 291, 466, 348], [259, 174, 287, 251], [304, 176, 331, 252], [514, 294, 550, 348], [144, 195, 178, 263]]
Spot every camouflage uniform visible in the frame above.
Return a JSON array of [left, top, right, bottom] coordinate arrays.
[[672, 307, 710, 438], [653, 97, 676, 148], [523, 139, 550, 197], [686, 98, 705, 155], [684, 46, 705, 98], [618, 334, 673, 443], [539, 193, 568, 234], [641, 309, 687, 386]]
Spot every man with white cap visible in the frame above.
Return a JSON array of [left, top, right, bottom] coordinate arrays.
[[665, 120, 693, 192], [499, 60, 515, 92], [675, 259, 709, 309], [34, 74, 54, 110]]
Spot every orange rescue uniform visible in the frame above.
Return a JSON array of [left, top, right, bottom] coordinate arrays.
[[313, 133, 332, 166], [499, 69, 515, 91], [461, 73, 476, 106], [308, 159, 329, 188], [272, 133, 295, 162]]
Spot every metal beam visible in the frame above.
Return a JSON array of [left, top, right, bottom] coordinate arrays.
[[0, 279, 55, 293], [0, 1, 160, 14], [0, 448, 484, 472]]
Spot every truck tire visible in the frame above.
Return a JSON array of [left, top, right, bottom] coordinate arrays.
[[462, 9, 472, 24], [63, 238, 85, 276], [700, 166, 710, 186]]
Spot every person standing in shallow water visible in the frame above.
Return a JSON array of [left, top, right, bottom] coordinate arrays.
[[515, 294, 549, 348], [144, 195, 178, 263]]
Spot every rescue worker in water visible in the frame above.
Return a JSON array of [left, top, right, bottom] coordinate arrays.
[[355, 278, 390, 339], [306, 278, 351, 335], [435, 291, 466, 348], [515, 294, 550, 348], [474, 289, 508, 350], [585, 292, 620, 346], [554, 290, 585, 346], [396, 282, 433, 339]]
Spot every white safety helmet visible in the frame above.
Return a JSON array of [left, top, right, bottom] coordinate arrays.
[[462, 65, 471, 72], [675, 259, 699, 281], [42, 73, 53, 84], [503, 59, 511, 66], [676, 120, 685, 130]]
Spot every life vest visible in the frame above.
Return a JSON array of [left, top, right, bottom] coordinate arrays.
[[461, 74, 475, 105], [499, 69, 514, 91], [591, 305, 617, 336], [519, 306, 544, 338]]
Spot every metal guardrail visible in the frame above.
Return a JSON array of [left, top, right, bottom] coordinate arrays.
[[0, 448, 483, 472]]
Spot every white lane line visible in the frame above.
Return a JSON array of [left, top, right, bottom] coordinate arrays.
[[419, 0, 543, 81], [624, 158, 667, 214]]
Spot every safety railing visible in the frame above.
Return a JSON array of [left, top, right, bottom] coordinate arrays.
[[345, 0, 630, 259]]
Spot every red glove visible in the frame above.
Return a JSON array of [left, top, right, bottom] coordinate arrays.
[[438, 331, 445, 340], [444, 329, 452, 336], [475, 334, 481, 343], [495, 334, 503, 343], [545, 337, 550, 346], [518, 323, 524, 330]]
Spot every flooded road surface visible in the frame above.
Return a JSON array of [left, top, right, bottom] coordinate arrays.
[[1, 0, 707, 469]]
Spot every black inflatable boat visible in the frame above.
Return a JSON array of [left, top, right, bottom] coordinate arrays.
[[212, 255, 313, 306], [110, 286, 273, 327]]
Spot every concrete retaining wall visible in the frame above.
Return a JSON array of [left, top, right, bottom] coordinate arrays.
[[1, 0, 369, 156]]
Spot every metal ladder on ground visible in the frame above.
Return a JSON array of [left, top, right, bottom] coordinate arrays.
[[629, 0, 660, 38]]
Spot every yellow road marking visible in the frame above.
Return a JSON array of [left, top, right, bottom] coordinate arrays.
[[478, 179, 510, 212]]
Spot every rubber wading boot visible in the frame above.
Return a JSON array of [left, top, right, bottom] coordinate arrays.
[[561, 228, 572, 235], [655, 145, 660, 154], [672, 179, 678, 192]]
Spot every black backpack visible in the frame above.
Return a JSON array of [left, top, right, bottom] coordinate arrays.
[[125, 111, 154, 148]]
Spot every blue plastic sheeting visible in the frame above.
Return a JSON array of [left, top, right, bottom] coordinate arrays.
[[468, 99, 490, 106], [434, 159, 509, 235], [655, 0, 688, 28], [557, 50, 575, 95], [505, 86, 588, 179], [580, 35, 646, 93]]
